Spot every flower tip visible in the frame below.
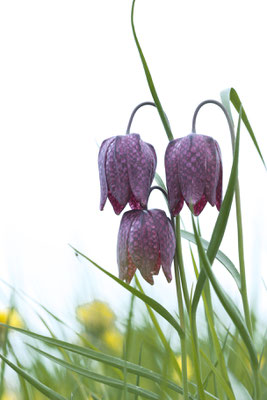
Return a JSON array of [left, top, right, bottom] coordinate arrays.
[[163, 269, 172, 283], [144, 275, 154, 285]]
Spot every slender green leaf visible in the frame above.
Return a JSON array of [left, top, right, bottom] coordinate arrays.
[[221, 87, 266, 168], [28, 345, 160, 400], [135, 276, 182, 380], [200, 350, 235, 400], [191, 216, 258, 368], [0, 323, 186, 397], [0, 353, 67, 400], [131, 0, 173, 141], [190, 245, 233, 399], [181, 229, 241, 290], [134, 344, 143, 400], [70, 247, 184, 338], [191, 102, 242, 317], [229, 372, 254, 400]]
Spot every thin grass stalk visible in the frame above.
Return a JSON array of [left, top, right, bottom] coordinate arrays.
[[173, 253, 189, 400], [234, 180, 253, 336], [175, 216, 190, 312], [225, 101, 253, 338], [193, 99, 253, 336], [191, 214, 261, 399], [196, 222, 219, 397], [189, 309, 206, 400], [175, 218, 206, 399], [190, 248, 220, 398], [131, 0, 174, 141]]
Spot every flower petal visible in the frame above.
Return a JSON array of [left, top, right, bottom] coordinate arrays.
[[191, 194, 207, 216], [178, 134, 206, 206], [204, 137, 221, 206], [117, 211, 138, 283], [105, 136, 131, 214], [128, 210, 159, 285], [215, 142, 223, 210], [127, 134, 157, 208], [165, 139, 184, 216], [149, 209, 175, 282], [98, 137, 115, 211]]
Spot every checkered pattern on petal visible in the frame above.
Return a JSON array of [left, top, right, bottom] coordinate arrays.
[[98, 137, 116, 211], [215, 142, 223, 210], [128, 210, 160, 285], [105, 136, 130, 214], [204, 137, 221, 206], [127, 134, 157, 208], [165, 139, 184, 216], [165, 132, 223, 216], [149, 209, 175, 282], [177, 133, 206, 206], [117, 210, 138, 283]]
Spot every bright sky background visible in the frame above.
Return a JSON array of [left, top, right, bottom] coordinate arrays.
[[0, 0, 267, 330]]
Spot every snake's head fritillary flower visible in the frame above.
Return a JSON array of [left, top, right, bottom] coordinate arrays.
[[98, 134, 157, 215], [165, 133, 222, 216], [117, 209, 176, 285]]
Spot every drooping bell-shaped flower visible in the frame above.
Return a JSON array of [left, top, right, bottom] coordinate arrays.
[[98, 134, 157, 215], [117, 209, 176, 285], [165, 132, 222, 216]]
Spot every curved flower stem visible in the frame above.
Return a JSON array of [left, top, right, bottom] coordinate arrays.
[[148, 185, 168, 199], [192, 99, 253, 338], [126, 101, 156, 135], [192, 99, 235, 140]]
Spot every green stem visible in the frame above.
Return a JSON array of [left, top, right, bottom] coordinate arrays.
[[189, 312, 206, 400], [192, 215, 261, 399], [234, 174, 253, 336], [173, 253, 189, 400], [193, 99, 253, 337], [175, 216, 190, 312]]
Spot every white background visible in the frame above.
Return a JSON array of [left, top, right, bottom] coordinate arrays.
[[0, 0, 266, 330]]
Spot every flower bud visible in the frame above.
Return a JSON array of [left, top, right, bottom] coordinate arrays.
[[117, 209, 176, 285], [165, 133, 222, 216]]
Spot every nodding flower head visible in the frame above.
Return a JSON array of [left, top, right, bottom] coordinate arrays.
[[117, 209, 176, 285], [98, 134, 157, 215], [165, 132, 222, 216]]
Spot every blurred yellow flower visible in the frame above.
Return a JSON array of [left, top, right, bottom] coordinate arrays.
[[102, 329, 123, 353], [1, 392, 17, 400], [76, 301, 115, 334], [173, 355, 193, 382], [0, 309, 23, 329]]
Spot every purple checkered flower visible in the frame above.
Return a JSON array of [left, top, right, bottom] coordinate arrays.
[[117, 209, 176, 285], [98, 134, 157, 215], [165, 132, 222, 216]]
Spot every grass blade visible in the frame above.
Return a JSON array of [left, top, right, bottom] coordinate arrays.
[[0, 353, 67, 400], [191, 103, 242, 319], [131, 0, 173, 141], [181, 229, 241, 291], [134, 276, 182, 380], [0, 322, 187, 397], [28, 345, 160, 400], [220, 88, 266, 168], [191, 215, 260, 397], [70, 247, 184, 338]]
